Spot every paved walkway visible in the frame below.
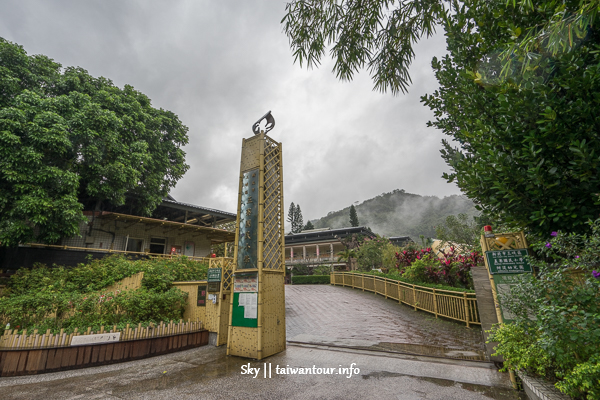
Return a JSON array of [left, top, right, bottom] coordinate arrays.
[[0, 285, 519, 399], [286, 285, 487, 360]]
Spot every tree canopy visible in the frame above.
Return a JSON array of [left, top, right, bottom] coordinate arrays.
[[422, 0, 600, 236], [0, 39, 189, 246], [349, 204, 359, 227], [283, 0, 600, 237]]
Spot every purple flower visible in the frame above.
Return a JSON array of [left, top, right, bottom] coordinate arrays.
[[551, 231, 558, 237], [593, 270, 600, 279], [545, 242, 552, 248], [575, 255, 580, 259]]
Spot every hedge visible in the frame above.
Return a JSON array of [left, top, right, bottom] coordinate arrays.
[[291, 275, 330, 285]]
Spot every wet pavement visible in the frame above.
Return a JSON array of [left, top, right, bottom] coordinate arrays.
[[0, 343, 521, 399], [0, 285, 521, 399], [286, 285, 487, 360]]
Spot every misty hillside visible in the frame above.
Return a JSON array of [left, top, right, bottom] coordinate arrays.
[[311, 189, 479, 239]]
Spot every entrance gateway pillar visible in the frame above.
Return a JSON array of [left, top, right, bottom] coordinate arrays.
[[227, 112, 286, 360]]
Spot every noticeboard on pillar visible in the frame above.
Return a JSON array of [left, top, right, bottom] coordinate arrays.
[[231, 274, 258, 328]]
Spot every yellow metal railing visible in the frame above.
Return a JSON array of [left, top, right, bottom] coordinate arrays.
[[331, 272, 480, 327]]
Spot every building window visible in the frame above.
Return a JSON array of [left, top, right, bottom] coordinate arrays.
[[150, 237, 166, 254], [126, 238, 143, 253]]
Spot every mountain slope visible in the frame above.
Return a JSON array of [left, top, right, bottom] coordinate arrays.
[[311, 189, 478, 239]]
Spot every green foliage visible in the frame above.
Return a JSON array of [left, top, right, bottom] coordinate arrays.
[[381, 242, 399, 270], [421, 0, 600, 237], [489, 221, 600, 398], [556, 355, 600, 400], [487, 323, 550, 376], [287, 202, 304, 233], [435, 213, 484, 252], [291, 275, 330, 285], [401, 257, 432, 284], [349, 204, 359, 227], [354, 270, 475, 293], [356, 236, 389, 271], [282, 0, 445, 94], [0, 254, 207, 335], [303, 220, 314, 231], [0, 38, 189, 246], [312, 265, 331, 275], [295, 204, 304, 233]]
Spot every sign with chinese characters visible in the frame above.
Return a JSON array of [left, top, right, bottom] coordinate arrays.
[[197, 285, 207, 306], [485, 249, 531, 274], [234, 275, 258, 293], [237, 168, 259, 269], [207, 268, 222, 282], [71, 332, 120, 346]]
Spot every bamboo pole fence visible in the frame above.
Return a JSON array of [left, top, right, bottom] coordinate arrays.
[[23, 243, 213, 263], [331, 272, 480, 327], [0, 319, 203, 350]]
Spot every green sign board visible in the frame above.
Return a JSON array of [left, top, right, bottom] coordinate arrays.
[[207, 268, 222, 282], [485, 249, 531, 274], [485, 249, 533, 324]]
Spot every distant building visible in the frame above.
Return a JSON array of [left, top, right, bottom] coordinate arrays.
[[284, 226, 376, 270], [0, 195, 236, 270], [388, 236, 413, 247]]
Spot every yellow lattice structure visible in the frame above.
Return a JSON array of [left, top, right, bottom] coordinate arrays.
[[227, 132, 286, 360]]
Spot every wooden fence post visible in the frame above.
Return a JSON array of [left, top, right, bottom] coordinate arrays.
[[433, 289, 438, 318], [463, 292, 470, 328], [412, 284, 417, 310]]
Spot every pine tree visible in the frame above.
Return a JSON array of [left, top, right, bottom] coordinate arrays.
[[304, 221, 314, 230], [349, 205, 359, 227], [294, 204, 304, 233], [287, 202, 295, 233]]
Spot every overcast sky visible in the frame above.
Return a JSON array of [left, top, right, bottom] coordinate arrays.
[[0, 0, 462, 225]]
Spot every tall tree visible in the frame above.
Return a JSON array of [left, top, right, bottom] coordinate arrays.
[[421, 1, 600, 236], [282, 1, 600, 236], [349, 205, 359, 227], [287, 202, 296, 233], [0, 39, 189, 246], [294, 204, 304, 233]]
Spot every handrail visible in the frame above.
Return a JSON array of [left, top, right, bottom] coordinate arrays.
[[23, 243, 213, 263], [330, 272, 480, 327]]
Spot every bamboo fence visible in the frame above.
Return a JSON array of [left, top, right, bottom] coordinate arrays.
[[330, 272, 480, 327], [24, 243, 213, 263], [0, 319, 203, 350]]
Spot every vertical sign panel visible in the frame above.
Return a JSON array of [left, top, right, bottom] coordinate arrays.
[[237, 168, 259, 269]]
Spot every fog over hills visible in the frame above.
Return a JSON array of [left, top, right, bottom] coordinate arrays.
[[310, 189, 479, 240]]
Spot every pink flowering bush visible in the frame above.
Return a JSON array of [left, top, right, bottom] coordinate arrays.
[[393, 246, 483, 289]]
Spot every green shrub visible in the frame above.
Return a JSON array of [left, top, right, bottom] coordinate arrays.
[[291, 275, 330, 285], [0, 254, 205, 335], [355, 270, 475, 293], [488, 220, 600, 398]]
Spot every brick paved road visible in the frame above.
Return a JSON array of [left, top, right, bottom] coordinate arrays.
[[285, 285, 486, 357]]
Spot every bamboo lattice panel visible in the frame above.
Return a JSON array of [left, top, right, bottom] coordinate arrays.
[[262, 136, 284, 272], [481, 232, 528, 251]]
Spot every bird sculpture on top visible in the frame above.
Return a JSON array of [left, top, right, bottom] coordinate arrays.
[[252, 110, 275, 135]]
